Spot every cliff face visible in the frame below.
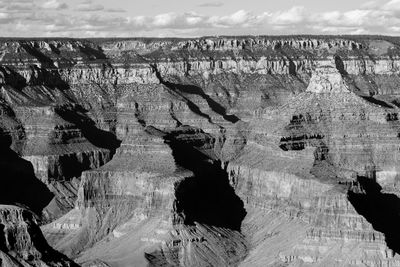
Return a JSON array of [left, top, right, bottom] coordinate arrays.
[[0, 205, 78, 266], [2, 36, 400, 266]]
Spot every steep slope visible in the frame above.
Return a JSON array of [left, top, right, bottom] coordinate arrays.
[[0, 205, 78, 267]]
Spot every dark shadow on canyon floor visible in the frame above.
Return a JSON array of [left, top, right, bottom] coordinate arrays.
[[0, 66, 28, 90], [165, 130, 246, 231], [55, 106, 121, 151], [334, 55, 348, 76], [0, 64, 70, 91], [360, 96, 393, 108], [151, 64, 240, 123], [0, 132, 53, 215], [279, 113, 325, 151], [348, 176, 400, 254], [171, 82, 240, 123]]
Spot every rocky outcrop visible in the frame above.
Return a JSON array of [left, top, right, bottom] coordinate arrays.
[[0, 205, 78, 266]]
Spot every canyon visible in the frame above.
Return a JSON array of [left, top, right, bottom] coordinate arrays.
[[1, 36, 400, 266]]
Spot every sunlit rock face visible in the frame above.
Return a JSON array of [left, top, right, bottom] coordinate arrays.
[[306, 66, 350, 94], [2, 36, 400, 266]]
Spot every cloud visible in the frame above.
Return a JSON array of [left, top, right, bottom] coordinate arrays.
[[42, 0, 68, 10], [361, 1, 380, 9], [314, 9, 397, 31], [0, 0, 400, 37], [383, 0, 400, 10], [2, 1, 35, 12], [269, 6, 306, 25], [208, 10, 267, 27], [124, 12, 208, 30], [120, 10, 267, 31], [390, 26, 400, 32], [104, 8, 126, 13], [0, 0, 33, 4], [75, 0, 104, 12], [198, 2, 224, 7]]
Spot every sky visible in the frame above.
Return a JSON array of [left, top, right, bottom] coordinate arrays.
[[0, 0, 399, 37]]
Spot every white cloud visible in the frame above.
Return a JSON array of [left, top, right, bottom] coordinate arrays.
[[0, 0, 399, 37], [42, 0, 68, 10], [383, 0, 400, 10], [269, 6, 306, 25], [208, 10, 266, 28], [391, 26, 400, 32], [104, 8, 125, 13], [75, 0, 104, 12], [317, 11, 341, 23], [153, 13, 176, 27], [198, 2, 224, 7], [361, 1, 381, 8], [0, 12, 8, 19], [3, 1, 35, 12]]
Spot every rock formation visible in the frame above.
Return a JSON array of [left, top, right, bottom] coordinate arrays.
[[1, 36, 400, 266], [0, 205, 78, 266]]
